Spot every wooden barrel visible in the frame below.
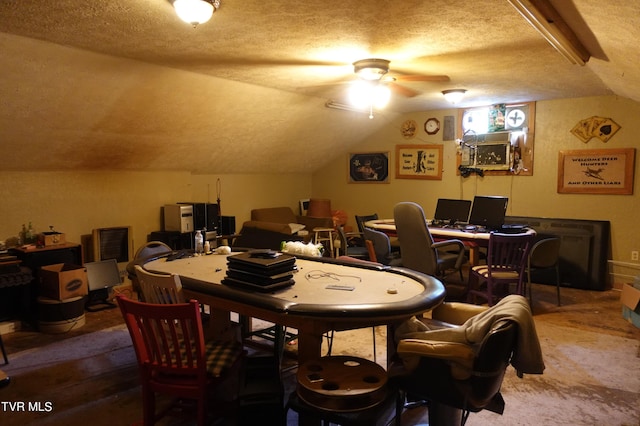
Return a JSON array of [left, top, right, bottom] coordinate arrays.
[[296, 356, 387, 412]]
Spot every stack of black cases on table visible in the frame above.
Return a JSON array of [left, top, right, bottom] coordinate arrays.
[[222, 251, 296, 292]]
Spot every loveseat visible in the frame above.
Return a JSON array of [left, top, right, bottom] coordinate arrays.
[[232, 207, 333, 250]]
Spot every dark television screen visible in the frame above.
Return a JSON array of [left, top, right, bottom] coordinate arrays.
[[468, 196, 508, 230], [433, 199, 472, 224], [93, 226, 131, 263]]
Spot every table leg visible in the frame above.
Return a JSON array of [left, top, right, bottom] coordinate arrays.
[[296, 331, 323, 365], [468, 246, 479, 266], [206, 308, 236, 341]]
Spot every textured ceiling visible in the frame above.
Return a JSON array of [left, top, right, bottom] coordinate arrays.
[[0, 0, 638, 173]]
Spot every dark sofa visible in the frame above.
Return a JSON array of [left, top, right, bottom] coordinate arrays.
[[232, 207, 333, 250]]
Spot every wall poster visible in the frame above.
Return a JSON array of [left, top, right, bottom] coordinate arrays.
[[395, 144, 443, 180], [557, 148, 635, 194], [348, 152, 389, 183]]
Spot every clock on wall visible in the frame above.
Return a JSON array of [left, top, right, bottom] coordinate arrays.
[[424, 117, 440, 135], [401, 119, 417, 138]]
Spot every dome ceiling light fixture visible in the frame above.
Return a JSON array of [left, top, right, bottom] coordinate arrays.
[[442, 89, 467, 104], [173, 0, 220, 27], [353, 59, 390, 81]]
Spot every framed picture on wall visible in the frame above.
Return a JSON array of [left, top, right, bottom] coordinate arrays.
[[395, 144, 443, 180], [348, 152, 389, 183], [557, 148, 635, 194]]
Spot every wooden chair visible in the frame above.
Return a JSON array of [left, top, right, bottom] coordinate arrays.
[[117, 295, 245, 426], [468, 232, 534, 306], [135, 264, 184, 304]]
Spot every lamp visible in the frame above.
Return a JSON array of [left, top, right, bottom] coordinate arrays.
[[174, 0, 220, 27], [306, 199, 332, 218], [506, 0, 589, 65], [442, 89, 467, 104]]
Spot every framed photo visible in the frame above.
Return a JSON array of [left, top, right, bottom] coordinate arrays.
[[395, 144, 443, 180], [557, 148, 635, 194], [348, 152, 389, 183]]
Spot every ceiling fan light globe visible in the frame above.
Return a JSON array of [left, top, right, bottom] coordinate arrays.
[[174, 0, 215, 26], [373, 85, 391, 108], [348, 80, 372, 109]]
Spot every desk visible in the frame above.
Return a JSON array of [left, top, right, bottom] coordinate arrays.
[[143, 254, 445, 365], [365, 220, 535, 266], [9, 243, 83, 322]]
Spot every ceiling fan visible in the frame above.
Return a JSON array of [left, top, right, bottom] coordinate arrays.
[[351, 58, 450, 98]]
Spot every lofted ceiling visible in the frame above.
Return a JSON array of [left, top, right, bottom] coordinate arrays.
[[0, 0, 638, 174]]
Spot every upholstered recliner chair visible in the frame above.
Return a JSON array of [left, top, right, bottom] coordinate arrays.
[[390, 295, 544, 426]]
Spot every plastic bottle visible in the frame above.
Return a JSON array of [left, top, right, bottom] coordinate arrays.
[[194, 230, 204, 255], [25, 222, 34, 244]]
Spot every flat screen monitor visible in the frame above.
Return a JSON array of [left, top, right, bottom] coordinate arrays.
[[84, 258, 121, 311], [86, 259, 122, 292], [433, 199, 472, 224], [468, 196, 508, 230]]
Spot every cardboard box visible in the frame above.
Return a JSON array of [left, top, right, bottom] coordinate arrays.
[[38, 232, 66, 247], [621, 282, 640, 328], [40, 263, 88, 300]]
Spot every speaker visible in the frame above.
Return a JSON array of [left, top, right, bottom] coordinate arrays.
[[219, 216, 236, 235]]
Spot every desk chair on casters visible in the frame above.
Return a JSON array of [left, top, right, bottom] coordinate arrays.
[[130, 241, 172, 298], [467, 232, 534, 306], [393, 202, 466, 283], [116, 295, 245, 426], [526, 237, 562, 310], [336, 225, 370, 260], [355, 213, 379, 234], [363, 227, 402, 266]]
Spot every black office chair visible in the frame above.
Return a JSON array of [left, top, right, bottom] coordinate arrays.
[[393, 202, 466, 282], [355, 213, 379, 234], [363, 227, 402, 266], [526, 237, 562, 309], [336, 225, 370, 260]]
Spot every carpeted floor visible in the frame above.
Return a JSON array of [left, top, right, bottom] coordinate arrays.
[[0, 283, 638, 426]]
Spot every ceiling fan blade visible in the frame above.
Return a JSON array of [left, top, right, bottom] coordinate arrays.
[[395, 74, 450, 82], [390, 82, 420, 98]]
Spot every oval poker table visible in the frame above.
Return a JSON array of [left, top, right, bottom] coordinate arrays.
[[142, 252, 445, 364]]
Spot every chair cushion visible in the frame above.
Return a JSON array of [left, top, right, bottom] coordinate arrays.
[[471, 265, 520, 280], [204, 340, 244, 377]]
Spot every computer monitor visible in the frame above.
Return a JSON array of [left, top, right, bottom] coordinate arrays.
[[85, 258, 121, 311], [433, 199, 472, 225], [468, 196, 508, 230]]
